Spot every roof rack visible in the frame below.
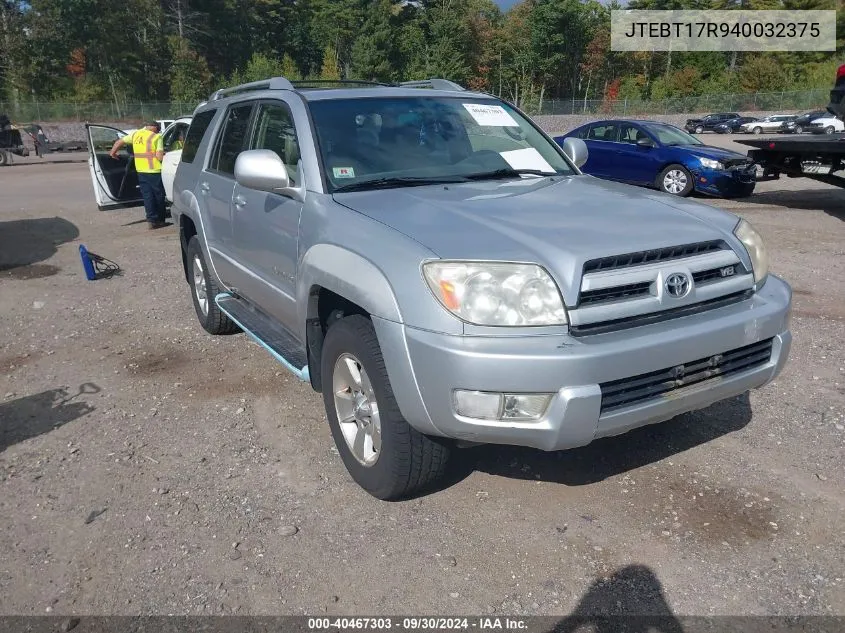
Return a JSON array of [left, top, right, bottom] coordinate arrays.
[[290, 79, 390, 88], [399, 79, 465, 91], [210, 77, 295, 101]]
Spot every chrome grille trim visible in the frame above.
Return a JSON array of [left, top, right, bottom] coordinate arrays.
[[570, 248, 753, 329]]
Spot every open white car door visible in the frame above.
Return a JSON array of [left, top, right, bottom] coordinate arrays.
[[160, 119, 191, 202], [85, 124, 143, 210]]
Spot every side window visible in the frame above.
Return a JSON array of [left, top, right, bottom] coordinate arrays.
[[587, 124, 618, 142], [619, 124, 641, 144], [181, 110, 216, 164], [250, 102, 300, 185], [573, 126, 588, 139], [211, 103, 254, 175], [163, 122, 189, 152]]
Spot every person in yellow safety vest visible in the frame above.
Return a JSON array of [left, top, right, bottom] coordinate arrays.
[[108, 121, 167, 229]]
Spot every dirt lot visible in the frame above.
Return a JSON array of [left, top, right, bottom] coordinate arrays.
[[1, 140, 843, 618]]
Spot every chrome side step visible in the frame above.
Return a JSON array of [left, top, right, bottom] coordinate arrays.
[[215, 293, 309, 382]]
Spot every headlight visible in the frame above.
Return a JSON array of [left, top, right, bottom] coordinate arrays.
[[734, 219, 768, 284], [422, 261, 568, 326], [699, 157, 724, 170]]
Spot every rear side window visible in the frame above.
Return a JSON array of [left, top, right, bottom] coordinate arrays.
[[211, 103, 254, 175], [181, 110, 216, 164], [587, 124, 618, 142]]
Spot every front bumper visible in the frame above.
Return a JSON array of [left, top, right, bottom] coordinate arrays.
[[691, 165, 756, 197], [376, 275, 792, 451]]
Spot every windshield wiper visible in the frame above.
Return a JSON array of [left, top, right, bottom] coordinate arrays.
[[333, 176, 467, 192], [463, 168, 555, 181]]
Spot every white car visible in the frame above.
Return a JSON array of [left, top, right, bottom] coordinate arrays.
[[85, 117, 191, 210], [740, 115, 796, 134], [121, 119, 176, 137], [806, 116, 844, 134]]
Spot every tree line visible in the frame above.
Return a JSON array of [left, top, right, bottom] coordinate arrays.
[[1, 0, 843, 115]]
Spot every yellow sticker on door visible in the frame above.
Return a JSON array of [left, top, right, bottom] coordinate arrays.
[[333, 167, 355, 178]]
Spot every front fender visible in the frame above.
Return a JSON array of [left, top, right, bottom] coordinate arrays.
[[297, 244, 403, 333]]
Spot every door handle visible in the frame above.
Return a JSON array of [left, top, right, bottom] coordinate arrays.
[[233, 194, 247, 209], [200, 182, 210, 194]]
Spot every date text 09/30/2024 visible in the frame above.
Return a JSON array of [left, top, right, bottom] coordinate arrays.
[[307, 617, 528, 631]]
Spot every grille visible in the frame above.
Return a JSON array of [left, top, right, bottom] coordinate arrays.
[[599, 338, 774, 413], [583, 241, 726, 274], [724, 158, 753, 170], [579, 281, 652, 306]]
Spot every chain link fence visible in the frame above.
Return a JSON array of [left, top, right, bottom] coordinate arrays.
[[0, 88, 832, 122], [0, 101, 197, 123], [538, 88, 831, 116]]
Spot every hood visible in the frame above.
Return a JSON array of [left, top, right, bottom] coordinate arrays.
[[677, 144, 751, 163], [333, 175, 738, 306]]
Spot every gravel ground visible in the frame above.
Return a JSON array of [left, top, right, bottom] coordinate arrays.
[[0, 138, 843, 618]]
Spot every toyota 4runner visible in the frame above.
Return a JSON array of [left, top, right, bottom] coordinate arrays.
[[170, 77, 792, 500]]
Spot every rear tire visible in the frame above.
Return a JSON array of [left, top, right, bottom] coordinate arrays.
[[321, 315, 451, 500], [825, 125, 835, 134], [0, 150, 9, 166], [186, 236, 239, 335], [657, 164, 693, 197], [794, 125, 803, 134]]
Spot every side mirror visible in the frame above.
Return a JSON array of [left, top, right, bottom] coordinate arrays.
[[636, 137, 655, 148], [234, 149, 304, 201], [561, 137, 588, 169]]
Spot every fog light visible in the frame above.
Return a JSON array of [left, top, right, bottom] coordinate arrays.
[[453, 390, 552, 421]]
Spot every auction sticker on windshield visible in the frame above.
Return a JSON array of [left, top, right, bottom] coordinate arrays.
[[333, 167, 355, 178], [463, 103, 519, 127]]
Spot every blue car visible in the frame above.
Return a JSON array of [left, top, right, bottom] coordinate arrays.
[[555, 119, 757, 198]]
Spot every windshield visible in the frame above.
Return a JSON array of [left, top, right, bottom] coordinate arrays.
[[641, 123, 703, 146], [308, 96, 576, 192]]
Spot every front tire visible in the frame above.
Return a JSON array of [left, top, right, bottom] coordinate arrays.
[[794, 125, 803, 134], [186, 236, 239, 335], [825, 125, 835, 134], [752, 126, 763, 134], [695, 126, 704, 134], [321, 315, 451, 500], [657, 164, 693, 197]]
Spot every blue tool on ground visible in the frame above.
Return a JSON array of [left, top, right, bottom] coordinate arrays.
[[79, 244, 121, 280]]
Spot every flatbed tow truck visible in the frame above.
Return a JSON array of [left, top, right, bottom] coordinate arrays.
[[736, 133, 845, 187], [735, 63, 845, 188]]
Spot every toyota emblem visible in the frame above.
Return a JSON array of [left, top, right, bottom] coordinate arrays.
[[665, 273, 690, 298]]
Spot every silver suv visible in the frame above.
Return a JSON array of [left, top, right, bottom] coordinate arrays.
[[170, 77, 792, 500]]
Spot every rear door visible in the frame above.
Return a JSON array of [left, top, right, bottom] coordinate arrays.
[[85, 124, 142, 210], [229, 99, 304, 332], [199, 101, 256, 290], [582, 123, 619, 178]]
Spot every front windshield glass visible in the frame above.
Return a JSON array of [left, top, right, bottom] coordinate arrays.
[[642, 123, 704, 146], [308, 96, 576, 192]]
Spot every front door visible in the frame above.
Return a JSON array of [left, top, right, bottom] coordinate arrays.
[[85, 124, 143, 210], [230, 99, 303, 333], [613, 123, 659, 185]]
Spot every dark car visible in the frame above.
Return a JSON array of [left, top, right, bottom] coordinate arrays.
[[782, 110, 830, 134], [0, 113, 30, 165], [713, 116, 758, 134], [684, 112, 741, 134], [556, 119, 756, 198], [828, 62, 845, 119]]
